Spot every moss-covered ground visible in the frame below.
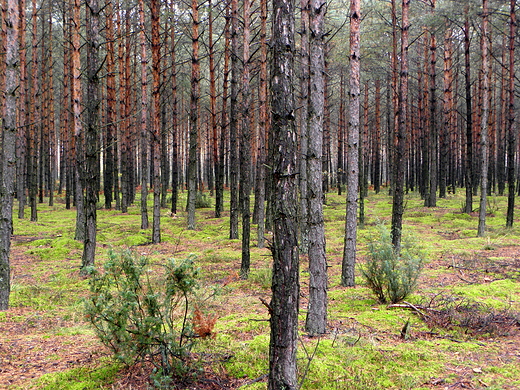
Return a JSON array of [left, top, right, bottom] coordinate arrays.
[[2, 189, 520, 389]]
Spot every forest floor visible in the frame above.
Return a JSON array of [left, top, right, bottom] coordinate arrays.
[[1, 191, 520, 389]]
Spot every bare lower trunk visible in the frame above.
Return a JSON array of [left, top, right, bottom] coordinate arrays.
[[268, 0, 299, 386]]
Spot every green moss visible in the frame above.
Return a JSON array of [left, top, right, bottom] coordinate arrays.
[[32, 361, 121, 390]]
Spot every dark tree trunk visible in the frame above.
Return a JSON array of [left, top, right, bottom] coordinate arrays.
[[0, 0, 19, 310], [254, 0, 268, 248], [305, 0, 328, 334], [169, 0, 178, 215], [104, 1, 116, 209], [187, 0, 199, 230], [240, 0, 252, 278], [139, 0, 149, 230], [81, 0, 101, 272], [299, 0, 310, 254], [391, 0, 409, 252], [151, 0, 161, 242], [16, 0, 27, 219], [506, 0, 516, 228], [268, 0, 299, 385]]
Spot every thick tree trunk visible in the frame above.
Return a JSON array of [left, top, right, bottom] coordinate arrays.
[[342, 0, 360, 287], [0, 0, 19, 310], [305, 0, 328, 334], [477, 0, 490, 237], [82, 0, 101, 272], [268, 0, 299, 386]]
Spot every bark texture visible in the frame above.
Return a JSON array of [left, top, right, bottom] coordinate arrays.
[[268, 0, 299, 386], [0, 0, 19, 310], [342, 0, 360, 285], [305, 0, 328, 334]]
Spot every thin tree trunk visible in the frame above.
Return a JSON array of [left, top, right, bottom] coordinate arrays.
[[104, 0, 116, 209], [169, 0, 179, 215], [151, 0, 161, 242], [209, 0, 220, 218], [72, 0, 85, 242], [268, 0, 299, 385], [477, 0, 490, 237], [0, 0, 19, 310], [187, 0, 199, 230], [342, 0, 360, 286], [139, 0, 149, 229], [506, 0, 516, 227], [299, 0, 310, 254], [374, 79, 381, 194], [218, 2, 230, 219], [229, 0, 239, 239], [240, 0, 252, 278], [29, 0, 39, 222], [16, 0, 27, 219], [464, 7, 473, 214], [255, 0, 268, 248], [426, 0, 437, 207]]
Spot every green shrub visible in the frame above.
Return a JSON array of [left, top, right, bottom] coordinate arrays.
[[361, 224, 423, 304], [195, 192, 211, 208], [84, 249, 199, 378]]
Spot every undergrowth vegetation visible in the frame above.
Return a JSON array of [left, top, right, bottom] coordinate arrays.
[[5, 190, 520, 389]]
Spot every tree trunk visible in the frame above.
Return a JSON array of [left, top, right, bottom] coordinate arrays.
[[151, 0, 161, 242], [0, 0, 19, 310], [391, 0, 409, 252], [374, 79, 381, 194], [229, 0, 239, 239], [16, 0, 27, 219], [425, 1, 437, 207], [506, 0, 516, 228], [240, 0, 252, 278], [299, 0, 310, 254], [169, 0, 179, 215], [464, 7, 473, 214], [255, 0, 268, 248], [29, 0, 39, 222], [82, 0, 101, 272], [342, 0, 360, 286], [187, 0, 199, 230], [139, 0, 149, 229], [305, 0, 328, 334], [477, 0, 490, 237], [104, 1, 116, 209], [268, 0, 299, 385]]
